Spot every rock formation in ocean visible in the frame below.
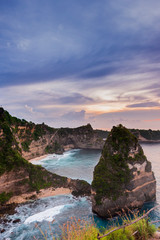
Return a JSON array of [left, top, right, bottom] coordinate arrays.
[[91, 124, 156, 218]]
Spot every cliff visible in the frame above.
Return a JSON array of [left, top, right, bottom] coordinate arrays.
[[18, 123, 103, 160], [130, 128, 160, 143], [95, 128, 160, 143], [56, 124, 104, 151], [0, 108, 103, 160], [91, 124, 156, 218], [0, 108, 91, 209]]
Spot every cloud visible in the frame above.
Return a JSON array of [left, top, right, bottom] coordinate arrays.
[[25, 104, 34, 113], [1, 0, 160, 88], [1, 1, 160, 130], [88, 109, 160, 130], [57, 93, 94, 105], [127, 102, 160, 108], [144, 119, 160, 122], [61, 110, 86, 122]]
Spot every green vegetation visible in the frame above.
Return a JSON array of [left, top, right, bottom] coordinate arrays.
[[0, 107, 59, 174], [108, 124, 138, 155], [0, 107, 92, 205], [60, 218, 99, 240], [94, 129, 109, 139], [130, 128, 160, 141], [92, 153, 131, 204], [36, 213, 156, 240], [0, 192, 13, 204], [32, 124, 46, 140], [21, 140, 32, 152], [45, 141, 62, 153], [26, 164, 68, 192], [95, 128, 160, 142], [0, 110, 28, 175], [27, 165, 52, 191], [0, 107, 70, 199], [58, 123, 93, 137], [92, 124, 147, 204]]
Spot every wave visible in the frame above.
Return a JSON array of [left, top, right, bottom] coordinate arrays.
[[31, 149, 81, 166], [24, 205, 65, 224]]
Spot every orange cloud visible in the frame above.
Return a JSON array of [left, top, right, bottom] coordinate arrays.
[[144, 119, 160, 122]]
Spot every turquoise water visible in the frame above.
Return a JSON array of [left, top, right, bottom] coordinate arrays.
[[31, 149, 101, 184], [1, 144, 160, 239]]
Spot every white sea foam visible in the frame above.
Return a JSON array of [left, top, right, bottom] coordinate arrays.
[[24, 205, 65, 224]]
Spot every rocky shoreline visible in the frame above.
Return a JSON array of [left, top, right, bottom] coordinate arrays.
[[6, 187, 72, 205], [0, 187, 72, 220]]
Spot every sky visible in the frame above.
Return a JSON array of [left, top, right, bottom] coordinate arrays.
[[1, 0, 160, 130]]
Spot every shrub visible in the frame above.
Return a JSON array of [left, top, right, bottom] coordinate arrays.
[[36, 213, 156, 240], [0, 192, 13, 204]]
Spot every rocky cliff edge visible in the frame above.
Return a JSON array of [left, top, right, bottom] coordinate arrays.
[[0, 108, 91, 212]]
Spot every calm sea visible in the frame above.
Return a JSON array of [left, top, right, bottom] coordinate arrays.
[[1, 143, 160, 240]]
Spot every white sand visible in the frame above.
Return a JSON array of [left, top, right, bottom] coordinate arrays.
[[29, 154, 49, 162]]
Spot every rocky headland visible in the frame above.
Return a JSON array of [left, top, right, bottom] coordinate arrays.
[[14, 121, 103, 161], [96, 128, 160, 143], [0, 108, 91, 213], [20, 123, 104, 160], [91, 124, 156, 218]]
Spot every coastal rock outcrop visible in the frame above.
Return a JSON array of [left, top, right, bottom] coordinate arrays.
[[0, 108, 91, 212], [130, 128, 160, 143], [0, 108, 104, 161], [91, 124, 156, 218], [0, 165, 91, 207]]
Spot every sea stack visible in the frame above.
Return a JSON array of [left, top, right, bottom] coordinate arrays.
[[91, 124, 156, 217]]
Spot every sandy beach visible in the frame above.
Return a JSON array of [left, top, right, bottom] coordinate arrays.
[[29, 154, 49, 162], [9, 154, 71, 205], [7, 187, 72, 204]]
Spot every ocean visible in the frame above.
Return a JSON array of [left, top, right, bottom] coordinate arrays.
[[1, 143, 160, 240]]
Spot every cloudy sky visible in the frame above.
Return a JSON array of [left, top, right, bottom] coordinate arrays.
[[1, 0, 160, 130]]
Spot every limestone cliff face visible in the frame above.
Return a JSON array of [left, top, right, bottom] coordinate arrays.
[[19, 124, 104, 160], [55, 124, 104, 150], [91, 124, 156, 218], [19, 132, 60, 160]]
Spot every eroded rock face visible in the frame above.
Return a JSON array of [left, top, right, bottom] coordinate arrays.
[[91, 124, 156, 218], [19, 124, 104, 160], [0, 108, 92, 211]]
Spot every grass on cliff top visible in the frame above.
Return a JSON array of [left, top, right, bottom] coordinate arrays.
[[35, 211, 156, 240], [107, 124, 138, 154]]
